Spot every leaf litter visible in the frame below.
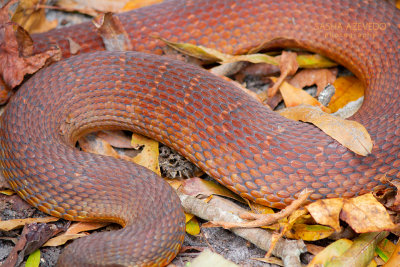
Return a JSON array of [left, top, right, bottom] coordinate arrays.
[[1, 1, 400, 266]]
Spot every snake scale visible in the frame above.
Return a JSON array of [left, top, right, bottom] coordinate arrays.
[[0, 0, 399, 265]]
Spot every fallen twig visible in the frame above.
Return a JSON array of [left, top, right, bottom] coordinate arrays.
[[178, 192, 306, 267]]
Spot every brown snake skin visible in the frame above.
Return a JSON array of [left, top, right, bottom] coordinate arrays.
[[1, 0, 400, 265]]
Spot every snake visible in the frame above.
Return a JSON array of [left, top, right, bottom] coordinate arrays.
[[0, 0, 399, 266]]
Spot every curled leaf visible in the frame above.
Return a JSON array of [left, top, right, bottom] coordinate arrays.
[[340, 193, 396, 233], [278, 104, 372, 156], [306, 198, 343, 232]]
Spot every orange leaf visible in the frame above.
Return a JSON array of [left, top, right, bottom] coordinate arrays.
[[122, 0, 163, 11], [289, 68, 337, 95], [271, 78, 330, 113], [329, 76, 365, 113]]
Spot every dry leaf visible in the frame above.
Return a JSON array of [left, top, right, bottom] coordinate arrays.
[[2, 222, 64, 267], [180, 177, 244, 203], [92, 12, 132, 51], [340, 194, 396, 233], [308, 238, 353, 266], [377, 238, 397, 263], [278, 104, 372, 156], [185, 216, 200, 236], [0, 2, 61, 95], [384, 238, 400, 267], [122, 0, 163, 11], [44, 221, 108, 246], [326, 232, 388, 267], [131, 133, 160, 175], [12, 0, 58, 34], [97, 130, 134, 149], [285, 224, 334, 241], [268, 51, 298, 97], [306, 243, 325, 255], [306, 198, 343, 232], [272, 78, 330, 113], [295, 54, 337, 68], [329, 76, 365, 113], [289, 68, 337, 95], [0, 217, 58, 231]]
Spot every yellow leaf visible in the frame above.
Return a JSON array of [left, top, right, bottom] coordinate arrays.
[[131, 133, 160, 175], [308, 239, 353, 266], [157, 38, 334, 68], [285, 224, 334, 241], [377, 238, 397, 263], [0, 217, 58, 231], [122, 0, 163, 11], [12, 0, 58, 34], [186, 216, 200, 236], [0, 189, 15, 195], [296, 54, 337, 68], [329, 76, 365, 113], [278, 104, 372, 156], [326, 232, 388, 267], [384, 239, 400, 267]]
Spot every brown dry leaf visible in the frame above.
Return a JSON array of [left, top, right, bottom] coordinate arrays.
[[12, 0, 58, 34], [131, 133, 160, 175], [92, 12, 132, 51], [44, 222, 108, 246], [180, 177, 244, 203], [268, 51, 298, 97], [289, 68, 337, 95], [306, 243, 325, 255], [272, 78, 330, 113], [97, 130, 134, 149], [340, 193, 396, 233], [387, 179, 400, 211], [2, 222, 64, 267], [278, 104, 372, 156], [0, 1, 61, 95], [0, 217, 58, 231], [384, 238, 400, 267], [305, 198, 343, 232], [328, 76, 365, 113], [122, 0, 163, 11], [79, 133, 123, 158]]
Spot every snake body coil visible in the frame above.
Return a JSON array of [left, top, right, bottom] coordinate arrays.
[[1, 0, 400, 265]]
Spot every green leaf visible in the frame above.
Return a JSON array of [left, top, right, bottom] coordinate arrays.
[[26, 249, 40, 267]]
